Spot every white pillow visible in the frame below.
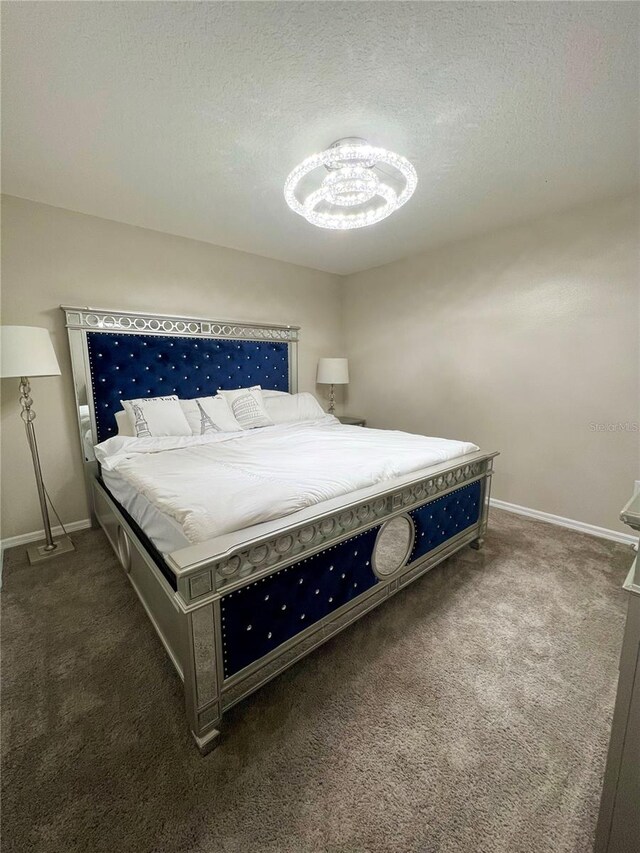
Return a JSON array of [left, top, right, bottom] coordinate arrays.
[[121, 396, 191, 438], [115, 409, 134, 436], [217, 386, 274, 430], [262, 390, 290, 398], [180, 396, 241, 435], [264, 392, 326, 424]]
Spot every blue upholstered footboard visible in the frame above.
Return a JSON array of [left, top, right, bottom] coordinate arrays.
[[221, 480, 482, 678]]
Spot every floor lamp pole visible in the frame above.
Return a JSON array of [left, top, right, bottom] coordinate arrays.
[[20, 377, 56, 550], [19, 377, 74, 564]]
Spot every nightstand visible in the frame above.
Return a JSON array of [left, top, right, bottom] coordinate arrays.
[[337, 416, 366, 427]]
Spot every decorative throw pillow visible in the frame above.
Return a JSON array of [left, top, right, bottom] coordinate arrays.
[[217, 386, 274, 430], [121, 396, 191, 438], [180, 396, 241, 435], [264, 392, 326, 424]]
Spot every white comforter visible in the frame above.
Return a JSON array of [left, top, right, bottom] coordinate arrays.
[[95, 418, 479, 545]]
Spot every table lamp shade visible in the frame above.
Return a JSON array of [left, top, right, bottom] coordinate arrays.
[[317, 357, 349, 385], [1, 326, 61, 378]]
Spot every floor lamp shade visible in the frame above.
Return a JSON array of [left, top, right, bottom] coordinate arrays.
[[317, 358, 349, 385], [1, 326, 61, 378]]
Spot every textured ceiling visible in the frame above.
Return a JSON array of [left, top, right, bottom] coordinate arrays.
[[2, 2, 638, 275]]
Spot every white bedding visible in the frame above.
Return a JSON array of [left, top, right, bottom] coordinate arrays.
[[102, 469, 192, 553], [95, 417, 479, 548]]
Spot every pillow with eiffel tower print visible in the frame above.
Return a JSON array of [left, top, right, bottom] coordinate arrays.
[[179, 396, 242, 434], [121, 395, 191, 438]]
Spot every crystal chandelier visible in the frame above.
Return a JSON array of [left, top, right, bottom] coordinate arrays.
[[284, 138, 417, 230]]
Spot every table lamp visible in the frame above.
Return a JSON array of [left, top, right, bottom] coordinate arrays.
[[317, 357, 349, 415], [1, 325, 75, 564]]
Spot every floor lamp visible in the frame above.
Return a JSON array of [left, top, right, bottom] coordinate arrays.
[[1, 325, 75, 564]]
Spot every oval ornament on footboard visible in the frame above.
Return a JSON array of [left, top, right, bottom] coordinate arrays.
[[372, 515, 415, 578]]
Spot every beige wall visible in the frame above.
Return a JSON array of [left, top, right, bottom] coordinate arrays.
[[3, 193, 637, 542], [343, 195, 640, 534], [0, 195, 345, 539]]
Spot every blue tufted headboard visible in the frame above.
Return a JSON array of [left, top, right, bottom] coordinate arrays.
[[63, 307, 299, 445], [86, 332, 290, 442]]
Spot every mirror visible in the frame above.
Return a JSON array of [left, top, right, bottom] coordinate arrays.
[[67, 328, 96, 463], [373, 515, 414, 578], [192, 605, 218, 707]]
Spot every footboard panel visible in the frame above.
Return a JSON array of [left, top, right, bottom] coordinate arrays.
[[220, 480, 482, 680], [221, 527, 380, 677], [409, 480, 481, 562]]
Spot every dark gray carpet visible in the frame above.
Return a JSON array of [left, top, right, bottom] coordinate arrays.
[[1, 509, 632, 853]]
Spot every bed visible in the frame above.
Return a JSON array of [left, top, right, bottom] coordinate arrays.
[[64, 305, 498, 754]]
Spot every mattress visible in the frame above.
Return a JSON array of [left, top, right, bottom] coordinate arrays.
[[95, 418, 479, 552], [102, 469, 192, 553]]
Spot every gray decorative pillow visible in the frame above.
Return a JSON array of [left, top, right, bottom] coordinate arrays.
[[217, 386, 274, 430]]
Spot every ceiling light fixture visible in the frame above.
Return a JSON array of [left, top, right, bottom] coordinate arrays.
[[284, 138, 417, 230]]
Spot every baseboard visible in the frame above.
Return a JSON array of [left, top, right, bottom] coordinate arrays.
[[490, 499, 637, 546], [1, 502, 635, 579], [1, 518, 93, 553], [0, 518, 93, 588]]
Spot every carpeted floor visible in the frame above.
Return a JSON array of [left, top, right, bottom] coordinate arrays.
[[1, 509, 633, 853]]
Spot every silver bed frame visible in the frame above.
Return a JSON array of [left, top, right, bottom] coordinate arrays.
[[64, 305, 498, 754]]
